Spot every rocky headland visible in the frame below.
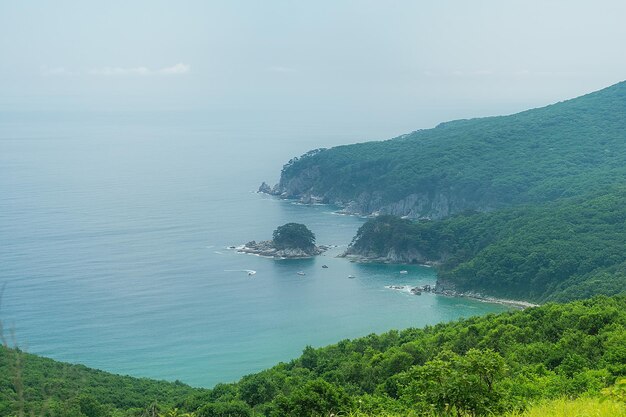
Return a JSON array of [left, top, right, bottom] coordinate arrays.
[[339, 246, 442, 266], [257, 182, 484, 219], [258, 172, 496, 220]]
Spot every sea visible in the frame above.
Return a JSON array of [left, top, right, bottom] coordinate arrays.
[[0, 111, 508, 387]]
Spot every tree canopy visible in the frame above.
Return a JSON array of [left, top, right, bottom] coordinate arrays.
[[276, 81, 626, 218], [4, 295, 625, 416], [272, 223, 316, 250], [348, 188, 626, 302]]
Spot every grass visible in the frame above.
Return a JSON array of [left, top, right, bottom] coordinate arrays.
[[342, 397, 626, 417], [502, 397, 626, 417]]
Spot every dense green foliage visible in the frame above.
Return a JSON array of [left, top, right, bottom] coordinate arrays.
[[178, 295, 626, 416], [0, 346, 204, 416], [3, 296, 626, 416], [278, 81, 626, 215], [272, 223, 316, 250], [6, 82, 626, 416], [348, 396, 626, 417], [349, 187, 626, 302]]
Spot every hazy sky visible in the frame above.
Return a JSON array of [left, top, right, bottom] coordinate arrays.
[[2, 1, 626, 133]]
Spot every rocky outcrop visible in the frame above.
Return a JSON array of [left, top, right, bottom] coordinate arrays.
[[237, 240, 328, 259], [336, 191, 495, 219], [259, 180, 496, 220], [258, 182, 273, 194], [341, 246, 441, 265]]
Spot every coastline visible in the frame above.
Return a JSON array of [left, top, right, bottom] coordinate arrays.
[[391, 283, 540, 310], [257, 189, 374, 218], [450, 292, 540, 310], [260, 192, 538, 310], [387, 284, 539, 310], [346, 255, 540, 310], [340, 253, 440, 267]]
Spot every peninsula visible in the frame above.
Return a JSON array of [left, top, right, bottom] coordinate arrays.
[[260, 81, 626, 305]]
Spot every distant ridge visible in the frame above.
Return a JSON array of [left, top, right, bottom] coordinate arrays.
[[263, 80, 626, 219]]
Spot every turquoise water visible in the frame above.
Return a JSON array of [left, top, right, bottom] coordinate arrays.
[[0, 112, 508, 387]]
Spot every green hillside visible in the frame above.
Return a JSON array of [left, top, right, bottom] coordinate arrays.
[[3, 296, 625, 416], [269, 81, 626, 219], [0, 346, 205, 416], [346, 188, 626, 302]]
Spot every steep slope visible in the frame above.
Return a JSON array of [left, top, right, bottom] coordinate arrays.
[[264, 81, 626, 219], [4, 297, 626, 416], [176, 296, 626, 416], [0, 346, 205, 416], [345, 188, 626, 302]]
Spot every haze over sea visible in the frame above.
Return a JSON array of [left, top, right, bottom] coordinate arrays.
[[0, 111, 508, 387]]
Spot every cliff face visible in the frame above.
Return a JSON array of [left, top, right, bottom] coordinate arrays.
[[342, 245, 438, 265], [260, 81, 626, 219], [337, 191, 496, 219], [262, 180, 497, 219]]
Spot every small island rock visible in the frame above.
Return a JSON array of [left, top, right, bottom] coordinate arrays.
[[237, 223, 328, 259], [258, 182, 273, 194]]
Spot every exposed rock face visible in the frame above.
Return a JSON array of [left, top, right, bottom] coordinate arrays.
[[237, 240, 328, 259], [258, 182, 273, 194], [336, 191, 494, 219], [341, 246, 437, 265], [275, 166, 322, 199], [259, 179, 496, 219]]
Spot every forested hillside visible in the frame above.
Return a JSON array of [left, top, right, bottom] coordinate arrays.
[[266, 81, 626, 219], [3, 296, 625, 416], [0, 346, 205, 416], [346, 188, 626, 302]]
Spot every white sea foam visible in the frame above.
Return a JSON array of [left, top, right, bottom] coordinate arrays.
[[224, 269, 257, 276], [385, 285, 412, 294]]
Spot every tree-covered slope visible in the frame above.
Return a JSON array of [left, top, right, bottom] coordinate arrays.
[[266, 81, 626, 219], [4, 296, 626, 416], [0, 346, 205, 416], [173, 296, 626, 416], [346, 188, 626, 302]]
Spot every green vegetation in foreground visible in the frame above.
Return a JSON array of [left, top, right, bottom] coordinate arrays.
[[500, 396, 626, 417], [0, 346, 205, 416], [272, 222, 316, 250], [3, 296, 626, 416], [348, 188, 626, 303], [276, 81, 626, 216], [346, 396, 626, 417]]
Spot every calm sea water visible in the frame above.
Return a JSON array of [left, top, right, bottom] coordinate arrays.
[[0, 112, 508, 387]]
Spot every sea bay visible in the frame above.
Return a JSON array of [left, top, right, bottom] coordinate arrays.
[[0, 111, 508, 387]]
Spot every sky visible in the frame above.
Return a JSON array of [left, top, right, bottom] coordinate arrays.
[[1, 0, 626, 135]]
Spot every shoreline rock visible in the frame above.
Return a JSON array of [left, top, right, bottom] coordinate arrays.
[[349, 252, 539, 309], [236, 240, 329, 259], [412, 284, 539, 309], [257, 182, 494, 220], [339, 252, 442, 267]]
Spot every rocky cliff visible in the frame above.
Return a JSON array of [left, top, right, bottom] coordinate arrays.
[[259, 81, 626, 219], [259, 181, 497, 220], [341, 245, 440, 265]]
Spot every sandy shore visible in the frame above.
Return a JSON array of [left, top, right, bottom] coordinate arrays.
[[454, 293, 540, 309]]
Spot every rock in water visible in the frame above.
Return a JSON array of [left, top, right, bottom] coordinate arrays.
[[258, 182, 273, 194]]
